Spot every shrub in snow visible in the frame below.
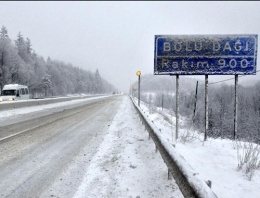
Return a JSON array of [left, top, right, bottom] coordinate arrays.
[[179, 129, 199, 144], [234, 140, 260, 180]]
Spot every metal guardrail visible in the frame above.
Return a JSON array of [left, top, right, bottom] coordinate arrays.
[[131, 96, 218, 198], [0, 95, 104, 111]]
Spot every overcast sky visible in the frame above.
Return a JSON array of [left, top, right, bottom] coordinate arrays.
[[1, 1, 260, 92]]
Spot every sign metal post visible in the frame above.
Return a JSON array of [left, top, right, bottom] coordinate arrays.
[[136, 71, 141, 106], [205, 75, 208, 141], [176, 74, 179, 140], [234, 75, 238, 139]]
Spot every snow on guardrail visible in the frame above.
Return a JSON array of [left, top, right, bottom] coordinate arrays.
[[130, 96, 218, 198], [0, 95, 104, 111]]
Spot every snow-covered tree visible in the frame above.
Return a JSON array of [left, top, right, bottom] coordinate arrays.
[[0, 26, 9, 39], [41, 75, 52, 97], [0, 29, 19, 90], [25, 38, 32, 54], [0, 26, 116, 98], [93, 69, 102, 94]]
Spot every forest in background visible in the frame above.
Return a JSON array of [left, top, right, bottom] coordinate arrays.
[[0, 26, 117, 98], [132, 74, 260, 144]]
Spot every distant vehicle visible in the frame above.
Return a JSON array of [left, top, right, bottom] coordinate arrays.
[[0, 84, 29, 102]]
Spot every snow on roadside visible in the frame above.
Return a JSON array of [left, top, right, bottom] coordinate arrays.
[[73, 96, 184, 198], [3, 94, 259, 197], [137, 99, 260, 198]]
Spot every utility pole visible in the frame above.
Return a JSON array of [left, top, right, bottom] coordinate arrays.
[[0, 51, 4, 91], [162, 93, 164, 111], [192, 81, 198, 124]]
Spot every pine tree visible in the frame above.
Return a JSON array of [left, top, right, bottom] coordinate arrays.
[[0, 26, 9, 39], [25, 38, 32, 54], [0, 26, 14, 90], [95, 69, 103, 94], [41, 75, 52, 97], [15, 32, 25, 47], [14, 32, 32, 63]]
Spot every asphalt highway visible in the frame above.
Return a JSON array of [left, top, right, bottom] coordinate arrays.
[[0, 95, 122, 198]]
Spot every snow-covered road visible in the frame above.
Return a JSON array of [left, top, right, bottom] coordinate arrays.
[[0, 95, 183, 198]]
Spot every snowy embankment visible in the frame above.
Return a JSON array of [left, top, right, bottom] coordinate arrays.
[[135, 98, 260, 198], [132, 98, 217, 198]]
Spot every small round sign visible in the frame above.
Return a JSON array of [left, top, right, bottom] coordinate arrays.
[[136, 71, 141, 76]]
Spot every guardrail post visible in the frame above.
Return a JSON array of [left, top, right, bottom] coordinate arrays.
[[206, 180, 212, 188], [168, 169, 172, 180]]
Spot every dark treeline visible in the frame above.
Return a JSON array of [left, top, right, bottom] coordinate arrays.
[[0, 26, 117, 98], [133, 74, 260, 144]]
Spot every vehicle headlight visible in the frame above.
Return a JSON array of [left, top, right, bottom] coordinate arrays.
[[8, 98, 14, 101], [0, 98, 2, 102]]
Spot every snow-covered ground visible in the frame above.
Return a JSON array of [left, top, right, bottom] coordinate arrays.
[[136, 98, 260, 198], [1, 94, 259, 198]]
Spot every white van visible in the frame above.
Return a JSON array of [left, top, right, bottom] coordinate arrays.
[[0, 84, 29, 102]]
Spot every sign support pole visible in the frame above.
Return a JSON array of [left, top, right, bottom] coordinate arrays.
[[234, 75, 238, 140], [176, 74, 179, 140], [205, 75, 208, 141], [138, 75, 140, 106]]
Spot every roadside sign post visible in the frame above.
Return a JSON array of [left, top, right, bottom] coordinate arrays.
[[176, 74, 179, 140], [205, 75, 208, 141], [154, 34, 258, 141], [136, 71, 141, 106], [234, 75, 238, 139]]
